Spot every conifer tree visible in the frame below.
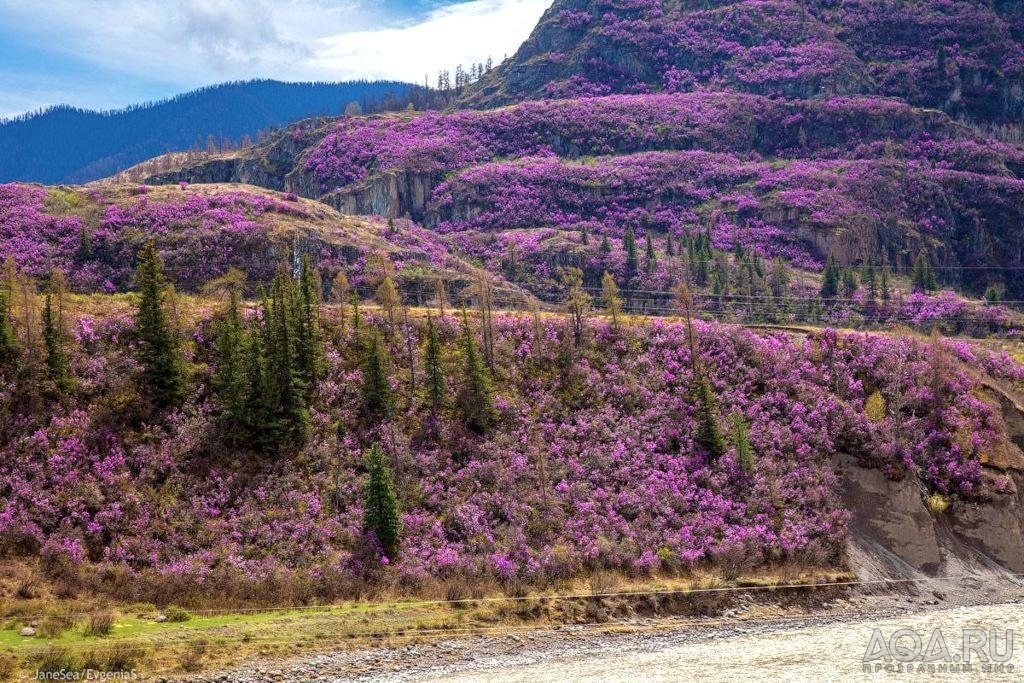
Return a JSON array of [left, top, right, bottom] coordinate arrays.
[[242, 320, 268, 435], [363, 443, 401, 560], [820, 254, 840, 299], [423, 314, 446, 413], [599, 235, 611, 255], [212, 287, 248, 433], [731, 413, 754, 474], [645, 231, 656, 274], [133, 242, 185, 407], [41, 294, 71, 392], [262, 269, 309, 447], [361, 329, 392, 418], [0, 280, 18, 366], [695, 376, 726, 459], [294, 255, 324, 393], [880, 256, 892, 302], [863, 258, 878, 302], [911, 249, 937, 293], [841, 268, 859, 298], [601, 271, 623, 330], [676, 282, 725, 459], [623, 226, 638, 277], [376, 275, 400, 324], [769, 258, 789, 301], [456, 310, 496, 433], [695, 250, 710, 286], [665, 233, 675, 257], [351, 292, 362, 333]]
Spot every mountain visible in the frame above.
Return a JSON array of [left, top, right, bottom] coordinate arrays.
[[0, 80, 428, 185], [461, 0, 1024, 129]]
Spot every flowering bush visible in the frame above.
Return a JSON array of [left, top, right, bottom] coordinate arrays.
[[0, 183, 481, 293], [0, 305, 1006, 589]]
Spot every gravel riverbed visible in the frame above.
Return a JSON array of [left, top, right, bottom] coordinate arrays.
[[179, 589, 1024, 683]]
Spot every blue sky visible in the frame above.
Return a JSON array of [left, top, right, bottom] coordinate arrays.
[[0, 0, 550, 118]]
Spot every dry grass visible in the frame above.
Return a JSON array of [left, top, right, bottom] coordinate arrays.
[[0, 652, 18, 681], [38, 606, 77, 638], [85, 609, 117, 637], [179, 639, 208, 672]]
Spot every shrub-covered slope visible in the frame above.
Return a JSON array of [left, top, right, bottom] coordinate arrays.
[[0, 182, 514, 296], [463, 0, 1024, 127], [150, 91, 1024, 298], [1, 298, 1019, 598]]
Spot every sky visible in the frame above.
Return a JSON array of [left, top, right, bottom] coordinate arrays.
[[0, 0, 550, 118]]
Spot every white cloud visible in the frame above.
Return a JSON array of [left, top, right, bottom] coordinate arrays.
[[0, 0, 549, 104], [314, 0, 551, 84]]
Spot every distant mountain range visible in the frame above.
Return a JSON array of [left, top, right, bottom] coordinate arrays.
[[0, 79, 427, 184]]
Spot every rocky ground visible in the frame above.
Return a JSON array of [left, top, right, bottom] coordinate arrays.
[[171, 573, 1024, 683]]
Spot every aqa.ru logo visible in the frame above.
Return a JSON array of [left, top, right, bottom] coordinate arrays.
[[863, 628, 1016, 673]]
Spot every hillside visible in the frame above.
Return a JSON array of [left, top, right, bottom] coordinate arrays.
[[461, 0, 1024, 130], [0, 80, 427, 185], [0, 182, 519, 299], [2, 295, 1023, 601], [149, 91, 1024, 300]]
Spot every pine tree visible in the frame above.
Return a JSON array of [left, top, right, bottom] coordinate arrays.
[[133, 242, 185, 408], [262, 269, 309, 448], [820, 254, 840, 299], [841, 268, 859, 298], [731, 413, 754, 474], [880, 256, 892, 302], [676, 282, 725, 459], [601, 271, 622, 330], [456, 311, 496, 433], [361, 329, 392, 418], [41, 294, 71, 392], [863, 258, 878, 302], [623, 226, 638, 277], [294, 255, 324, 393], [912, 249, 937, 293], [644, 231, 656, 274], [241, 321, 268, 435], [363, 443, 401, 561], [212, 287, 248, 434], [423, 314, 446, 413], [599, 236, 611, 255], [351, 292, 362, 333], [665, 233, 675, 257], [332, 270, 350, 329], [0, 282, 18, 366], [695, 376, 726, 459], [769, 258, 789, 301]]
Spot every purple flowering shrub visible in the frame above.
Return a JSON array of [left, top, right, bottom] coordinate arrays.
[[0, 306, 1006, 589], [304, 91, 1020, 194], [0, 183, 487, 293]]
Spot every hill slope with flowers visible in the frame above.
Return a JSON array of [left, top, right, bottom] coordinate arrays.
[[149, 89, 1024, 300], [2, 290, 1023, 601], [0, 181, 521, 298], [463, 0, 1024, 127]]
